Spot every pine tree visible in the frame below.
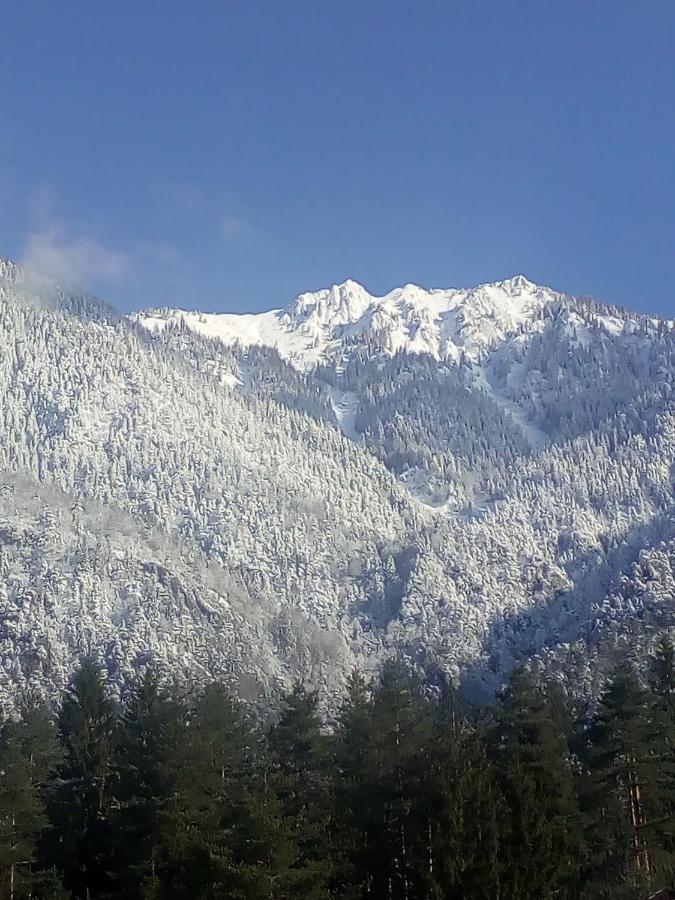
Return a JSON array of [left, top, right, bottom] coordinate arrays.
[[331, 670, 374, 898], [489, 667, 583, 899], [428, 679, 503, 900], [111, 668, 188, 899], [46, 658, 116, 899], [0, 722, 48, 900], [354, 660, 437, 900], [0, 699, 62, 900], [582, 665, 670, 898], [649, 639, 675, 889], [266, 681, 333, 899], [223, 757, 299, 900], [166, 680, 255, 898]]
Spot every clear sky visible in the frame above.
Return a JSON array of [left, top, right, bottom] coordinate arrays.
[[1, 1, 674, 317]]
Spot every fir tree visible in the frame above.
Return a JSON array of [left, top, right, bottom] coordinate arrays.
[[428, 680, 503, 900], [331, 670, 374, 898], [582, 665, 670, 898], [0, 721, 48, 900], [0, 698, 62, 900], [111, 668, 187, 899], [358, 660, 437, 900], [266, 681, 333, 899], [489, 667, 583, 899], [46, 658, 116, 900], [167, 681, 255, 898]]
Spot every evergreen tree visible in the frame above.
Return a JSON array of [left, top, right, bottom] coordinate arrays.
[[266, 681, 333, 899], [161, 680, 255, 898], [428, 679, 503, 899], [331, 670, 374, 898], [582, 665, 672, 898], [222, 755, 300, 900], [489, 667, 583, 899], [111, 668, 188, 899], [649, 639, 675, 889], [354, 661, 437, 900], [0, 721, 48, 900], [0, 699, 62, 900], [2, 653, 673, 900], [46, 658, 116, 899]]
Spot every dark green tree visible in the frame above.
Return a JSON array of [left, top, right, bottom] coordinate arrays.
[[0, 722, 48, 900], [582, 665, 672, 898], [266, 681, 333, 899], [427, 679, 503, 899], [331, 670, 374, 899], [0, 699, 62, 900], [648, 640, 675, 890], [46, 658, 116, 899], [158, 680, 256, 899], [111, 668, 188, 899], [353, 661, 438, 900], [489, 667, 583, 899]]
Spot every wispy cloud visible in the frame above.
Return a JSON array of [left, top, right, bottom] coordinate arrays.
[[21, 224, 129, 287]]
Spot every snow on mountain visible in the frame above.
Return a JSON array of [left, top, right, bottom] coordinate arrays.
[[134, 275, 567, 371], [0, 257, 673, 708]]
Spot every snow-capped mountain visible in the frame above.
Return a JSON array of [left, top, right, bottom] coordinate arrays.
[[135, 275, 571, 370], [0, 259, 673, 708], [134, 274, 657, 376]]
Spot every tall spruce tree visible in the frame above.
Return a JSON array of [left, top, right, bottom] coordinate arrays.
[[489, 667, 583, 899], [355, 660, 437, 900], [582, 665, 671, 898], [111, 668, 188, 899], [46, 658, 116, 899], [331, 670, 374, 899], [0, 699, 62, 900], [648, 639, 675, 889], [0, 721, 48, 900], [171, 681, 256, 898], [266, 681, 333, 899], [427, 679, 503, 900]]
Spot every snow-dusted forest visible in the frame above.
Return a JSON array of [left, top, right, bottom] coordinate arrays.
[[0, 259, 673, 708]]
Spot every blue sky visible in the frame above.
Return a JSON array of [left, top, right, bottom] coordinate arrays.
[[1, 2, 674, 317]]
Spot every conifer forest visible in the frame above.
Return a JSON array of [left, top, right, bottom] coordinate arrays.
[[1, 645, 675, 900]]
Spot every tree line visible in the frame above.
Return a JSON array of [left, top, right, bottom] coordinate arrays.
[[1, 642, 675, 899]]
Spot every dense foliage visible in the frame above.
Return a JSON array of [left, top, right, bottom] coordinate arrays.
[[1, 646, 674, 899]]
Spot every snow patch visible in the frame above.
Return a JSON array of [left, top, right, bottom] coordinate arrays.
[[327, 388, 360, 441]]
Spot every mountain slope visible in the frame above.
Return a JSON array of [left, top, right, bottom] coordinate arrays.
[[0, 259, 673, 707]]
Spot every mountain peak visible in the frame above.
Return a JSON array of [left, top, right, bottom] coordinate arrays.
[[496, 273, 536, 292], [135, 274, 571, 371]]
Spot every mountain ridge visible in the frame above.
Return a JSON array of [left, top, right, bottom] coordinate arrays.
[[133, 274, 668, 378], [0, 257, 672, 709]]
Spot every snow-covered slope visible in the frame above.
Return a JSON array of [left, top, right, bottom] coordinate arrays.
[[134, 275, 570, 371], [0, 258, 673, 707]]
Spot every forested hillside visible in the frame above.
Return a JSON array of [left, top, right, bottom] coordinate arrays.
[[0, 259, 673, 707]]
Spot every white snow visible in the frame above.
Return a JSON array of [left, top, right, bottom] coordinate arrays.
[[2, 256, 673, 706], [471, 364, 550, 451], [133, 274, 562, 372], [327, 388, 360, 441]]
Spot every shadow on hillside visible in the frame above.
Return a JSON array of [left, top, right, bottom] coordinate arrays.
[[457, 507, 675, 703]]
